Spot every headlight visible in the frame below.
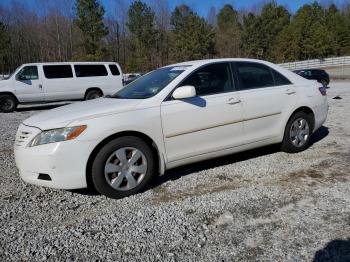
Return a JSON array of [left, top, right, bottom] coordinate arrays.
[[29, 125, 87, 147]]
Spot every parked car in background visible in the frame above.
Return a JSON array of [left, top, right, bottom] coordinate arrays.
[[0, 62, 123, 112], [293, 69, 330, 87], [123, 73, 142, 85], [15, 58, 328, 199]]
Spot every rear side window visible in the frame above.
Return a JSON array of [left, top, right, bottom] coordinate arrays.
[[109, 64, 120, 75], [74, 65, 108, 77], [43, 65, 73, 79], [272, 69, 291, 86], [235, 62, 274, 90]]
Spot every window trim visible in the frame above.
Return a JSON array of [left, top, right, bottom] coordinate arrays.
[[164, 62, 237, 102], [232, 61, 292, 91]]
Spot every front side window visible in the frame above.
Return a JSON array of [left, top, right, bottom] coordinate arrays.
[[74, 65, 108, 77], [16, 66, 39, 81], [181, 63, 233, 96], [235, 62, 274, 90], [43, 65, 73, 79], [113, 66, 188, 99]]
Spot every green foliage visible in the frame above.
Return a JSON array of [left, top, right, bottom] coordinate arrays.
[[242, 2, 290, 60], [170, 5, 215, 62], [126, 1, 157, 72], [75, 0, 108, 60], [0, 22, 10, 72], [216, 4, 241, 57], [273, 2, 344, 62]]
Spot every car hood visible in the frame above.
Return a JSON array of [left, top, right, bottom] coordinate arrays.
[[23, 98, 142, 130]]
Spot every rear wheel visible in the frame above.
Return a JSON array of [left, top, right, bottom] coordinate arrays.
[[320, 79, 328, 87], [91, 136, 155, 199], [0, 94, 17, 113], [281, 112, 313, 153], [85, 89, 102, 100]]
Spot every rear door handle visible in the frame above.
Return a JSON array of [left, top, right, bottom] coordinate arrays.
[[39, 84, 43, 89], [227, 97, 241, 105], [286, 89, 296, 95]]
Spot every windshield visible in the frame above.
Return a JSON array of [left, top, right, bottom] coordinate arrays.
[[113, 66, 189, 99]]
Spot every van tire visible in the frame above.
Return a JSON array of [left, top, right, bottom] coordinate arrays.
[[85, 89, 102, 100], [0, 94, 18, 113]]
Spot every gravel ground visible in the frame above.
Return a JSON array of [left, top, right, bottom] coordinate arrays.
[[1, 82, 350, 261]]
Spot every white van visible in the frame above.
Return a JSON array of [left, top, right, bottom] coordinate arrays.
[[0, 62, 123, 112]]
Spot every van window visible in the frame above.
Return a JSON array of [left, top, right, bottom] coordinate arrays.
[[17, 66, 39, 81], [74, 65, 108, 77], [109, 64, 120, 75], [43, 65, 73, 79]]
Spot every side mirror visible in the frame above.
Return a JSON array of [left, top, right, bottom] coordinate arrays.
[[172, 85, 196, 100]]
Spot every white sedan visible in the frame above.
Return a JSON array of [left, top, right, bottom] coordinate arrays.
[[14, 59, 328, 199]]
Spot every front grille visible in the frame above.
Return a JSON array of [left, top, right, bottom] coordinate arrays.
[[15, 124, 41, 148]]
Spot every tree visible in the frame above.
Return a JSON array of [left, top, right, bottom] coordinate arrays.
[[127, 1, 157, 72], [216, 4, 241, 58], [0, 22, 10, 74], [274, 2, 333, 62], [170, 5, 215, 62], [242, 1, 290, 60], [325, 4, 350, 56], [75, 0, 108, 60]]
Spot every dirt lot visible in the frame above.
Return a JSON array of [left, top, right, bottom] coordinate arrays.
[[0, 82, 350, 261]]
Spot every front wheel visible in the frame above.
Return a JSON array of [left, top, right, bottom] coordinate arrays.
[[91, 136, 155, 199], [281, 112, 313, 153], [0, 94, 18, 113]]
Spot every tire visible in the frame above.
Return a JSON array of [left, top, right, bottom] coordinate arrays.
[[281, 112, 313, 153], [91, 136, 156, 199], [320, 79, 328, 87], [85, 89, 102, 100], [0, 94, 18, 113]]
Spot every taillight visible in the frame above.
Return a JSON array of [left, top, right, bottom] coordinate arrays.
[[319, 86, 327, 96]]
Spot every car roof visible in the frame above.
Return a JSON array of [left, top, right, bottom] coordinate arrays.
[[166, 58, 274, 68], [22, 62, 118, 66]]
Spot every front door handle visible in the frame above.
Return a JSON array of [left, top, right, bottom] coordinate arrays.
[[39, 84, 43, 89], [227, 97, 241, 105], [286, 89, 296, 95]]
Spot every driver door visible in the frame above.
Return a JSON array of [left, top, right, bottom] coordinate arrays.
[[14, 65, 44, 102], [160, 62, 244, 164]]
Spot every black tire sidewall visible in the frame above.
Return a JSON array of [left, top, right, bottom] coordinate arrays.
[[91, 136, 155, 199], [0, 94, 17, 113], [281, 112, 312, 153]]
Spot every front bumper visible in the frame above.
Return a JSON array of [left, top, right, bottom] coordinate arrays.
[[14, 124, 95, 190]]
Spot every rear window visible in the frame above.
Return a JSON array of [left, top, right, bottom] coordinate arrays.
[[109, 64, 120, 75], [74, 65, 108, 77], [43, 65, 73, 79]]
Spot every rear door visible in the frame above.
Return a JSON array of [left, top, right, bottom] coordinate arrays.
[[42, 64, 76, 101], [14, 65, 44, 102], [232, 62, 296, 143]]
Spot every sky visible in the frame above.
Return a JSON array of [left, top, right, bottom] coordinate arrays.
[[0, 0, 348, 17]]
